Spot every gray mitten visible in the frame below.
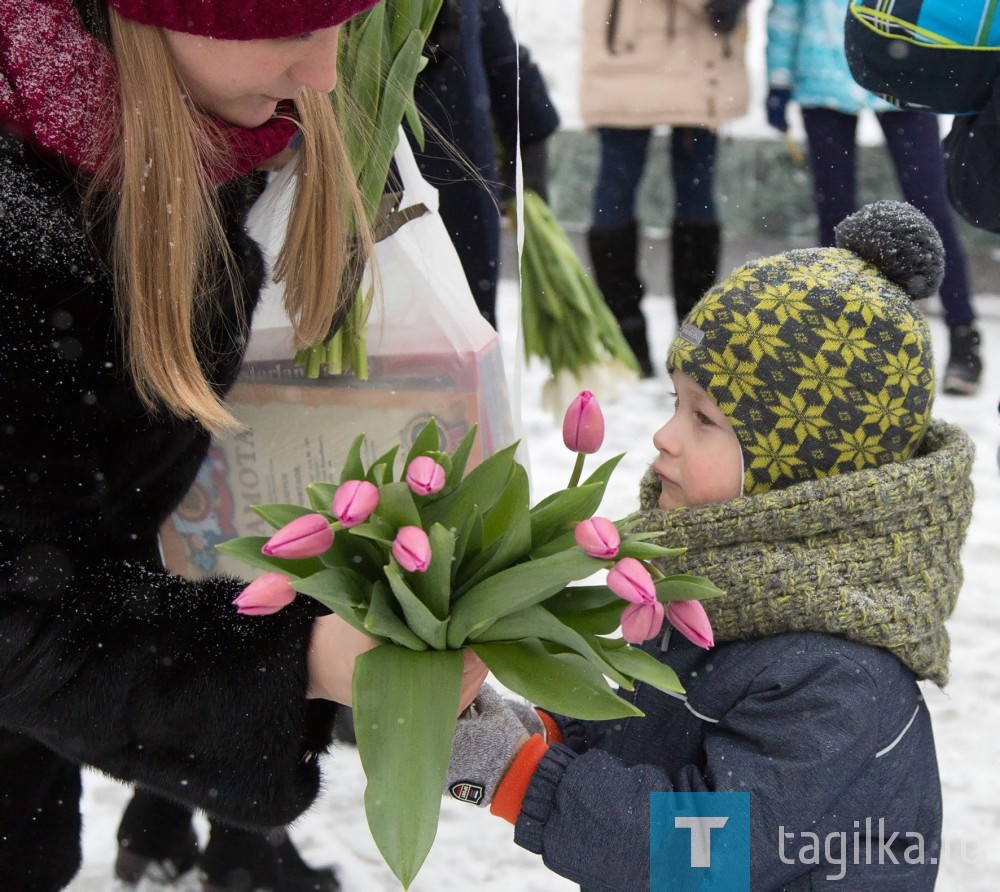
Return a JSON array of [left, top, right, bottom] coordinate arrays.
[[445, 685, 528, 807], [508, 698, 546, 739]]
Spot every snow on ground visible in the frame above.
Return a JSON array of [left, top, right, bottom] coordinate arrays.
[[70, 278, 1000, 891]]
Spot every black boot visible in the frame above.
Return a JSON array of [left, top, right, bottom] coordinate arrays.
[[587, 220, 654, 377], [200, 824, 340, 892], [115, 789, 200, 885], [671, 220, 721, 323], [943, 325, 982, 395]]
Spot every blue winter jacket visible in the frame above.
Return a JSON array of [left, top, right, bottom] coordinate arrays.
[[767, 0, 896, 114], [515, 629, 941, 890]]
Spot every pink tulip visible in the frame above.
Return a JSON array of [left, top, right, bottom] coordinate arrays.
[[562, 391, 605, 455], [606, 557, 656, 605], [574, 517, 621, 559], [233, 572, 296, 616], [406, 456, 447, 496], [667, 600, 715, 649], [392, 525, 432, 573], [332, 480, 379, 527], [261, 513, 333, 559], [621, 599, 665, 644]]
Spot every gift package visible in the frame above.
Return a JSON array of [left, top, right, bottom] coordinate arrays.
[[160, 135, 516, 580]]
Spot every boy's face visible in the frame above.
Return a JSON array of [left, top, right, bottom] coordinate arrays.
[[652, 371, 744, 510]]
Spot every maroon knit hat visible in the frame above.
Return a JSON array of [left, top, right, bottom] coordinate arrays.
[[107, 0, 381, 40]]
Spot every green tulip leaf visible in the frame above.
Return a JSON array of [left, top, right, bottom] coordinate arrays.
[[444, 424, 478, 488], [291, 566, 374, 611], [616, 540, 691, 561], [654, 574, 726, 603], [339, 433, 367, 483], [403, 417, 443, 469], [447, 550, 610, 647], [319, 528, 388, 577], [528, 528, 577, 559], [406, 523, 455, 620], [364, 580, 428, 650], [421, 440, 519, 531], [471, 605, 631, 688], [598, 643, 685, 695], [250, 503, 325, 530], [558, 601, 626, 636], [472, 640, 641, 720], [449, 507, 481, 577], [374, 481, 422, 530], [307, 482, 338, 513], [353, 646, 462, 888], [543, 584, 619, 616], [385, 562, 449, 649], [215, 536, 325, 579], [482, 462, 530, 546], [528, 482, 605, 549], [582, 453, 625, 488], [368, 443, 401, 484], [453, 465, 532, 594]]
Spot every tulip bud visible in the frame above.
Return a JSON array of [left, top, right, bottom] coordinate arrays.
[[667, 600, 715, 649], [574, 517, 621, 559], [562, 391, 605, 455], [606, 557, 656, 604], [261, 513, 333, 559], [233, 572, 296, 616], [332, 480, 379, 527], [392, 525, 432, 573], [406, 456, 447, 496], [621, 599, 665, 644]]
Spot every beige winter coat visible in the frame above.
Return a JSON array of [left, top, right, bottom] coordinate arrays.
[[580, 0, 750, 129]]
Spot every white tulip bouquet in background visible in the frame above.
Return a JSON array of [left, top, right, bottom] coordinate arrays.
[[219, 393, 721, 888]]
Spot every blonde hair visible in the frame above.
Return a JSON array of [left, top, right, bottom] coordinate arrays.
[[93, 10, 369, 436]]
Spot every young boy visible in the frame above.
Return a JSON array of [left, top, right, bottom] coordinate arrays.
[[445, 201, 975, 890]]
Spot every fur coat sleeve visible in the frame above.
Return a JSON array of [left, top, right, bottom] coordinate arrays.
[[0, 133, 336, 829]]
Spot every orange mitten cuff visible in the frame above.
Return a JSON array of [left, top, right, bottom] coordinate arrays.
[[538, 710, 563, 744], [490, 733, 548, 824]]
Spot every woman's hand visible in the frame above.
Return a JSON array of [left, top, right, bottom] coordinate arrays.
[[459, 649, 489, 715], [306, 613, 378, 704], [307, 615, 486, 711]]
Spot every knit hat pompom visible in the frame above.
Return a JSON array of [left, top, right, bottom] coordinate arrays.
[[668, 201, 937, 496], [834, 200, 945, 301]]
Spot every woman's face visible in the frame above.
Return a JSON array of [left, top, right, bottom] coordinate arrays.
[[163, 27, 341, 128]]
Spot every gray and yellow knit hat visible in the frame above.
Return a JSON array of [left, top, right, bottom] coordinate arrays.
[[668, 201, 941, 496]]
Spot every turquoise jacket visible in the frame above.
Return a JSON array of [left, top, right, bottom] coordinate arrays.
[[766, 0, 896, 114]]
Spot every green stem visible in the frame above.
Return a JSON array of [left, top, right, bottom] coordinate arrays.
[[567, 452, 586, 489]]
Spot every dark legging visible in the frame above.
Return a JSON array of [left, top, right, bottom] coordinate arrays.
[[592, 126, 719, 227], [802, 107, 975, 328]]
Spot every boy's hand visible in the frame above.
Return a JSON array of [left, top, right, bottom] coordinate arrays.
[[507, 698, 546, 739], [445, 686, 528, 807]]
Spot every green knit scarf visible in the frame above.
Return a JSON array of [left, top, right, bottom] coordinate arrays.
[[631, 421, 975, 687]]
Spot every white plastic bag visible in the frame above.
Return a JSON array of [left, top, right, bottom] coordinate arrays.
[[161, 132, 516, 579]]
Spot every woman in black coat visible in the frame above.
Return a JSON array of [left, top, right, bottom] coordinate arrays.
[[0, 1, 485, 888]]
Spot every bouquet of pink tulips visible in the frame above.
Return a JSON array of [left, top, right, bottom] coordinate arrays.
[[219, 392, 720, 888]]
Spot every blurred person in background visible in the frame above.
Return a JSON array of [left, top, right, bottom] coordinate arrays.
[[766, 0, 984, 395], [404, 0, 560, 328], [579, 0, 751, 377]]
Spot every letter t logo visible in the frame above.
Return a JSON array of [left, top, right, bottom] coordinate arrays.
[[675, 816, 729, 867]]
